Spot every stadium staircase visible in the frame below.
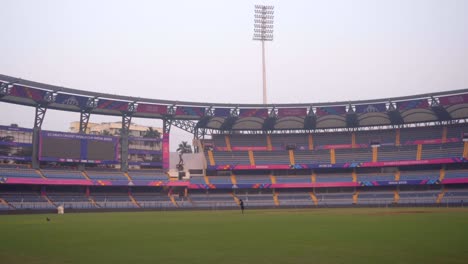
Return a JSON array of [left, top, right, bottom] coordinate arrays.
[[169, 195, 179, 207], [207, 150, 216, 166], [168, 190, 179, 207], [372, 147, 378, 162], [168, 176, 176, 182], [352, 191, 359, 205], [330, 149, 336, 164], [416, 144, 422, 160], [165, 171, 171, 180], [311, 172, 317, 183], [129, 194, 141, 208], [308, 134, 314, 150], [393, 191, 400, 204], [88, 197, 101, 208], [442, 126, 448, 143], [231, 193, 240, 205], [0, 197, 15, 209], [395, 171, 401, 181], [439, 168, 446, 181], [203, 174, 211, 185], [396, 129, 401, 146], [289, 150, 295, 166], [266, 135, 273, 151], [230, 174, 237, 185], [463, 142, 468, 158], [351, 132, 356, 148], [124, 172, 133, 182], [81, 171, 91, 180], [436, 188, 446, 204], [42, 194, 57, 207], [269, 174, 276, 184], [273, 191, 280, 206], [248, 150, 255, 166], [352, 171, 357, 183], [36, 169, 47, 179], [225, 135, 232, 152], [309, 192, 318, 206], [184, 188, 193, 206]]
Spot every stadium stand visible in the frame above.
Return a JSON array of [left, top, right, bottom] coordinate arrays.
[[446, 124, 466, 139], [128, 170, 168, 181], [294, 149, 331, 164], [444, 170, 468, 179], [207, 176, 232, 184], [236, 174, 271, 184], [313, 132, 352, 147], [315, 173, 352, 183], [314, 190, 354, 206], [420, 143, 463, 159], [0, 165, 41, 178], [276, 191, 313, 206], [254, 151, 290, 165], [41, 169, 86, 179], [229, 134, 267, 148], [357, 172, 395, 182], [400, 126, 443, 143], [440, 189, 468, 204], [378, 145, 418, 161], [189, 176, 206, 184], [48, 192, 94, 209], [91, 193, 137, 209], [132, 191, 175, 209], [399, 170, 440, 181], [1, 74, 468, 212], [357, 191, 395, 205], [335, 148, 372, 163], [86, 169, 128, 181], [398, 190, 439, 204], [212, 135, 227, 148], [235, 190, 276, 207], [270, 134, 309, 150], [0, 192, 55, 209], [211, 151, 250, 165], [355, 129, 396, 145], [275, 175, 311, 183], [189, 192, 237, 208]]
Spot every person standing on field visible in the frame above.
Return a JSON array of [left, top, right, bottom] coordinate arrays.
[[239, 199, 244, 214]]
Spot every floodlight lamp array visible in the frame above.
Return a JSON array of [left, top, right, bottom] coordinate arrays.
[[254, 24, 274, 29], [254, 14, 275, 19], [255, 5, 274, 9], [253, 34, 273, 41], [253, 4, 275, 41]]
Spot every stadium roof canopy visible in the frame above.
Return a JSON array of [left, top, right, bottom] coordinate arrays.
[[1, 73, 468, 132]]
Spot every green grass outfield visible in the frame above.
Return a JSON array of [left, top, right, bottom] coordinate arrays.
[[1, 208, 468, 264]]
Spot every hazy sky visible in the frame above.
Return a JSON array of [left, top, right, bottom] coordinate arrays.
[[1, 0, 467, 148]]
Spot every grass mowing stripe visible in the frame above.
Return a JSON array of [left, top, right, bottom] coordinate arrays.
[[1, 208, 467, 264]]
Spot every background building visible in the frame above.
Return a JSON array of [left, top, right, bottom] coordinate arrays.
[[69, 121, 162, 137]]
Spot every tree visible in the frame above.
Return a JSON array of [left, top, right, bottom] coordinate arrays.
[[143, 127, 161, 148], [101, 130, 111, 136], [143, 127, 161, 139], [176, 141, 192, 170], [0, 136, 14, 156]]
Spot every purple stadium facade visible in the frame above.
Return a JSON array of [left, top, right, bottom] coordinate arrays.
[[1, 74, 468, 212]]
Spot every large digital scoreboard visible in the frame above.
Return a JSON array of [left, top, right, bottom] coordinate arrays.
[[39, 131, 118, 163]]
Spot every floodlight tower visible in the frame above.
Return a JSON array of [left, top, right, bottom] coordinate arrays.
[[253, 5, 274, 105]]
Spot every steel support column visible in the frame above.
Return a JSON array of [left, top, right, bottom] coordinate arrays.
[[79, 111, 91, 133], [162, 118, 173, 170], [32, 105, 47, 169], [120, 114, 132, 172]]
